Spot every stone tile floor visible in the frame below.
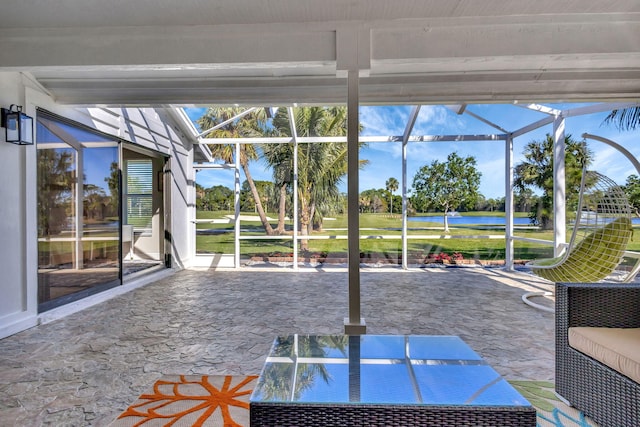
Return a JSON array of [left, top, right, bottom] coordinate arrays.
[[0, 266, 555, 426]]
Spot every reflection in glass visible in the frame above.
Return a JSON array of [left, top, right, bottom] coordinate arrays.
[[252, 335, 531, 408], [37, 146, 77, 303], [82, 146, 120, 269], [37, 115, 120, 311], [253, 335, 348, 402]]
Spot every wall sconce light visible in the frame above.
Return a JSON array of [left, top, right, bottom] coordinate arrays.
[[1, 105, 34, 145]]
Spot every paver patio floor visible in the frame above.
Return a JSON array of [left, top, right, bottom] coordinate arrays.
[[0, 267, 555, 426]]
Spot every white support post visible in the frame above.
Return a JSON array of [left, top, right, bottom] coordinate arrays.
[[402, 140, 408, 270], [401, 106, 421, 270], [553, 115, 566, 257], [234, 142, 241, 268], [288, 107, 299, 271], [345, 69, 365, 335], [504, 134, 514, 270]]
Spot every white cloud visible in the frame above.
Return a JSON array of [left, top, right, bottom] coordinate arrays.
[[412, 106, 465, 135], [590, 142, 640, 185], [364, 142, 403, 160], [359, 105, 412, 136]]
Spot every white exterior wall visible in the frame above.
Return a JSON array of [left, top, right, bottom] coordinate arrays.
[[0, 73, 38, 337], [0, 73, 195, 339]]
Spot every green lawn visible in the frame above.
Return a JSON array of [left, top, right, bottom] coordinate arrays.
[[196, 211, 640, 261]]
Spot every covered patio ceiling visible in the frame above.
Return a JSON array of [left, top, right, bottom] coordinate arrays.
[[1, 0, 640, 106]]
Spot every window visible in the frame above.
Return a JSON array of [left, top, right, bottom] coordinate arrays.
[[126, 159, 154, 228]]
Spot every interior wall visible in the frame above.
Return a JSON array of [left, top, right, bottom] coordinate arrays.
[[0, 77, 195, 339], [122, 149, 165, 261]]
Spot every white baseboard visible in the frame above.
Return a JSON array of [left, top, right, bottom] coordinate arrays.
[[0, 315, 39, 340]]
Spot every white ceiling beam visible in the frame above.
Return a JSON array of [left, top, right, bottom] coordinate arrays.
[[4, 18, 639, 70], [372, 19, 640, 62], [0, 26, 338, 69], [34, 74, 640, 106], [2, 1, 639, 29], [2, 1, 639, 28], [336, 27, 371, 77], [1, 5, 638, 106]]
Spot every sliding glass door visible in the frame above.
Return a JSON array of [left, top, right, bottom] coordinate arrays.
[[37, 114, 121, 311], [36, 112, 171, 312]]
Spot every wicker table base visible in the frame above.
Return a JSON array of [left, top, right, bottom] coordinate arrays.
[[251, 403, 535, 426]]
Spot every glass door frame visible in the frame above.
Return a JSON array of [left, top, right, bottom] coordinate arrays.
[[36, 109, 171, 312], [36, 110, 122, 312], [121, 142, 170, 281]]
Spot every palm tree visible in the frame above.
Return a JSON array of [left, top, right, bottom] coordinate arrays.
[[261, 139, 294, 234], [604, 107, 640, 131], [197, 107, 278, 235], [514, 134, 592, 229], [267, 107, 366, 251], [359, 195, 371, 213], [385, 177, 399, 214], [37, 149, 75, 236]]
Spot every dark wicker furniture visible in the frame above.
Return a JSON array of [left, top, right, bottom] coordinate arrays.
[[251, 403, 535, 427], [556, 282, 640, 427], [250, 335, 535, 427]]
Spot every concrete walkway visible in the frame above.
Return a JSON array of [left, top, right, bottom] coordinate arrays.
[[0, 267, 555, 426]]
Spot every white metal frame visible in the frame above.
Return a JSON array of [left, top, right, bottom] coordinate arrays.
[[189, 101, 640, 270]]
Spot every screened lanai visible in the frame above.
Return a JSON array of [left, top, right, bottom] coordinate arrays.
[[2, 0, 640, 336], [187, 102, 640, 267], [184, 101, 640, 332], [3, 3, 640, 426]]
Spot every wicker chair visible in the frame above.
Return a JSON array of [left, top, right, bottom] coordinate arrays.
[[556, 282, 640, 427], [522, 170, 636, 312]]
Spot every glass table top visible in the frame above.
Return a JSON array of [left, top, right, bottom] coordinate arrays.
[[251, 335, 531, 407]]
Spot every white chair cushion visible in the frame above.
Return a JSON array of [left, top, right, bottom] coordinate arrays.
[[569, 327, 640, 384]]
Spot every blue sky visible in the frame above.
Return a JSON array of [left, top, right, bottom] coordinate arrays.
[[187, 104, 640, 199]]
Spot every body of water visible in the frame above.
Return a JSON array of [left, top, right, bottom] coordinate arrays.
[[409, 215, 531, 225], [409, 215, 640, 226]]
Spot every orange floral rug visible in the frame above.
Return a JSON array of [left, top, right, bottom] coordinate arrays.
[[110, 375, 258, 427]]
